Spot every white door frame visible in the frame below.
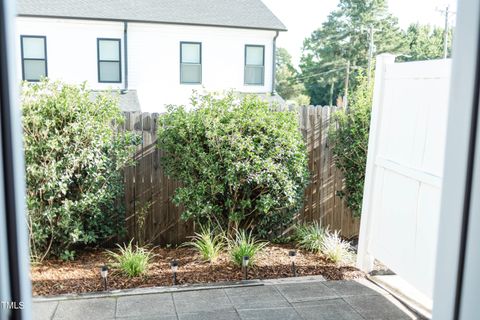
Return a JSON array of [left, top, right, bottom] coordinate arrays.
[[432, 0, 480, 319]]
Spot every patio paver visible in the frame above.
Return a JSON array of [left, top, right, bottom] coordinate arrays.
[[34, 279, 422, 320]]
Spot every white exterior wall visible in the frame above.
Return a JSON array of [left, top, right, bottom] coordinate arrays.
[[15, 17, 276, 112]]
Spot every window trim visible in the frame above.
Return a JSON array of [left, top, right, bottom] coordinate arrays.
[[97, 38, 122, 84], [244, 44, 265, 86], [20, 35, 47, 82], [180, 41, 202, 84]]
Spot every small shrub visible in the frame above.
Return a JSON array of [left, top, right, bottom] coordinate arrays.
[[227, 229, 268, 267], [321, 230, 354, 265], [295, 222, 326, 253], [183, 225, 224, 263], [107, 241, 154, 277]]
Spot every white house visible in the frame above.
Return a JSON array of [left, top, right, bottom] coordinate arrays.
[[15, 0, 286, 112]]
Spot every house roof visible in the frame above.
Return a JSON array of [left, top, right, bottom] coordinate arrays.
[[17, 0, 287, 31]]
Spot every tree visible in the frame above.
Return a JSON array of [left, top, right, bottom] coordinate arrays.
[[157, 93, 309, 239], [300, 0, 406, 105], [400, 23, 453, 61], [275, 47, 304, 101]]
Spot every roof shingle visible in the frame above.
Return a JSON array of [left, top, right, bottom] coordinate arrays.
[[17, 0, 286, 31]]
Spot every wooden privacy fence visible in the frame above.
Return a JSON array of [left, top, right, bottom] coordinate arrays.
[[120, 106, 360, 245]]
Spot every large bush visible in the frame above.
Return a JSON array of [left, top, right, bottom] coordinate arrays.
[[22, 80, 137, 261], [157, 93, 309, 238], [329, 76, 373, 216]]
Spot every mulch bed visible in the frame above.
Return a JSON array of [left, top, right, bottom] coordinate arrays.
[[31, 244, 364, 296]]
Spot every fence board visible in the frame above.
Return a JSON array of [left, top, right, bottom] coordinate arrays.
[[122, 106, 360, 245]]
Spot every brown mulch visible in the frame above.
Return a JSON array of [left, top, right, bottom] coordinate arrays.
[[31, 244, 364, 296]]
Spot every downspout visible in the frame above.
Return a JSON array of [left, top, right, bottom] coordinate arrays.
[[271, 30, 279, 95], [122, 21, 129, 93]]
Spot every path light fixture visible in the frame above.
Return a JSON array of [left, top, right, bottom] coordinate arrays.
[[288, 251, 297, 277], [100, 265, 108, 291], [171, 260, 179, 285], [242, 256, 250, 280]]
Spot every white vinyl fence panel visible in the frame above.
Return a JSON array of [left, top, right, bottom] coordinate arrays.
[[357, 54, 451, 299]]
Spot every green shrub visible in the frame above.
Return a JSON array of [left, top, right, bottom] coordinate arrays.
[[294, 222, 326, 253], [22, 80, 138, 261], [227, 229, 268, 267], [329, 75, 373, 216], [157, 93, 309, 238], [107, 241, 154, 277], [321, 230, 354, 265], [183, 225, 224, 263]]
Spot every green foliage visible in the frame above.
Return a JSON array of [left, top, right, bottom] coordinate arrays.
[[294, 222, 326, 253], [400, 23, 453, 61], [322, 230, 354, 264], [300, 0, 406, 105], [107, 241, 154, 277], [157, 93, 309, 238], [275, 48, 306, 101], [183, 225, 224, 263], [22, 80, 138, 261], [227, 229, 268, 267], [330, 76, 373, 216]]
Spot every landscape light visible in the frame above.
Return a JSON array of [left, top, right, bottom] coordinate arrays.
[[171, 260, 179, 285], [100, 265, 108, 291], [242, 256, 250, 280], [288, 251, 297, 277]]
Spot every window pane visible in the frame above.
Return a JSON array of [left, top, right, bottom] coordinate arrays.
[[181, 43, 200, 64], [22, 37, 45, 59], [246, 46, 264, 66], [24, 60, 46, 81], [245, 66, 264, 85], [99, 61, 120, 82], [181, 64, 201, 83], [99, 40, 120, 61]]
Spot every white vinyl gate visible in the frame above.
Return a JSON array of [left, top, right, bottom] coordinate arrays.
[[357, 54, 451, 299]]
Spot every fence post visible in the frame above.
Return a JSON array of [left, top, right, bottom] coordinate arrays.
[[356, 53, 396, 272]]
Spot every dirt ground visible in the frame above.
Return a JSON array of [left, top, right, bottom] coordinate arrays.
[[31, 244, 364, 296]]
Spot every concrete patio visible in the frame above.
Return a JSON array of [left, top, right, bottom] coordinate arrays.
[[32, 278, 422, 320]]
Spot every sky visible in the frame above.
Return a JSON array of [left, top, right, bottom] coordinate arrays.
[[262, 0, 458, 67]]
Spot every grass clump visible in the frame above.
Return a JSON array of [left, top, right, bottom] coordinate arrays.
[[107, 240, 154, 277], [183, 225, 224, 263], [321, 230, 354, 265], [227, 229, 268, 267], [295, 222, 326, 253]]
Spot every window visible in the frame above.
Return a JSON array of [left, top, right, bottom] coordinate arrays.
[[20, 35, 47, 81], [97, 38, 121, 83], [244, 45, 264, 85], [180, 42, 202, 84]]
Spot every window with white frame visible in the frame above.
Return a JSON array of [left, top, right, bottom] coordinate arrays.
[[21, 35, 47, 81], [180, 42, 202, 84], [244, 45, 264, 85], [97, 38, 121, 83]]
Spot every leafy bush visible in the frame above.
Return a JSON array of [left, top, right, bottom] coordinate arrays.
[[294, 222, 326, 253], [183, 225, 224, 263], [322, 230, 354, 265], [22, 80, 138, 261], [107, 241, 154, 277], [157, 93, 309, 238], [329, 76, 373, 216], [227, 229, 268, 267]]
